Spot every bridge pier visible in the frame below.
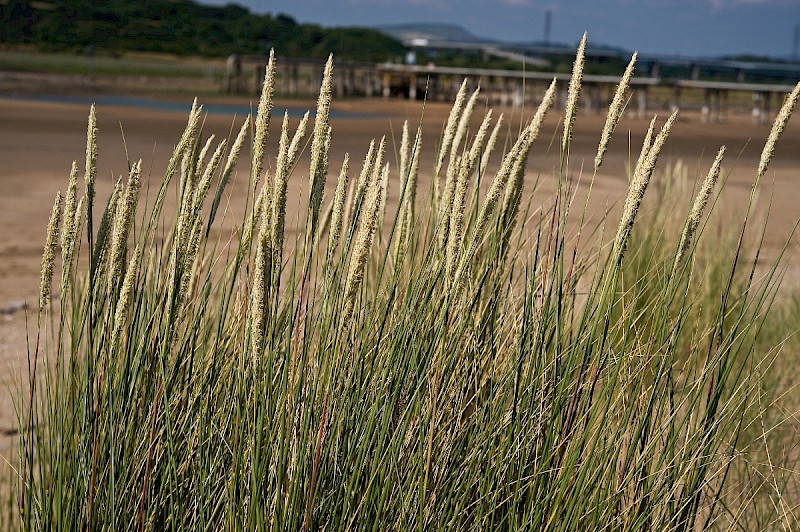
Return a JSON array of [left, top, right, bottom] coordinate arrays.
[[751, 91, 774, 125], [636, 87, 648, 119], [671, 86, 682, 112]]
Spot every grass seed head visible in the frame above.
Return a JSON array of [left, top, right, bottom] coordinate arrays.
[[84, 105, 97, 203], [327, 153, 350, 263], [252, 49, 276, 186], [614, 110, 678, 264], [757, 81, 799, 180], [434, 79, 468, 198], [674, 146, 726, 270], [343, 138, 384, 323], [111, 244, 142, 348], [562, 32, 587, 151], [39, 191, 62, 318], [596, 52, 637, 172], [308, 55, 334, 235], [62, 161, 79, 250]]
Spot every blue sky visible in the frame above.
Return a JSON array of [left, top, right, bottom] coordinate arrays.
[[202, 0, 800, 58]]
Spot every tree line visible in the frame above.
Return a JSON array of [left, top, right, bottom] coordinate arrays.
[[0, 0, 406, 62]]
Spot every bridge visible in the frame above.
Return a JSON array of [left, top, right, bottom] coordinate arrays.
[[225, 55, 799, 124]]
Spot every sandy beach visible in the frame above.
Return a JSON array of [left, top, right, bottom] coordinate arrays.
[[1, 76, 799, 450]]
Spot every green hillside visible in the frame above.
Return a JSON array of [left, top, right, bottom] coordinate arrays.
[[0, 0, 405, 61]]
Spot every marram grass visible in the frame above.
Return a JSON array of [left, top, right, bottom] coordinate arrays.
[[8, 41, 800, 531]]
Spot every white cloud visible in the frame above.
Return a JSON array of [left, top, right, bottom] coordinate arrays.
[[709, 0, 799, 7]]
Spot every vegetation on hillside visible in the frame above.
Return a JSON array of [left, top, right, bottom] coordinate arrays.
[[0, 0, 405, 61]]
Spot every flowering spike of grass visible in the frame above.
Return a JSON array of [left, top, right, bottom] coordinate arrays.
[[407, 126, 422, 215], [480, 113, 503, 181], [111, 244, 142, 347], [399, 120, 410, 187], [635, 115, 658, 182], [756, 81, 799, 180], [562, 32, 586, 153], [342, 153, 382, 323], [450, 87, 481, 166], [614, 110, 678, 264], [252, 49, 275, 186], [349, 137, 383, 240], [378, 161, 390, 231], [84, 105, 97, 204], [439, 88, 481, 248], [396, 125, 423, 256], [527, 79, 556, 145], [108, 160, 142, 294], [308, 55, 334, 238], [455, 130, 529, 288], [433, 79, 468, 200], [60, 196, 84, 299], [39, 191, 62, 318], [98, 178, 123, 276], [595, 52, 637, 172], [149, 100, 203, 232], [61, 161, 78, 250], [674, 146, 726, 270], [208, 116, 250, 233], [355, 139, 376, 203], [250, 208, 272, 364], [466, 110, 492, 177], [194, 134, 216, 180], [192, 139, 227, 217], [500, 80, 555, 227], [326, 154, 350, 265], [180, 217, 203, 301], [272, 111, 309, 269], [271, 112, 291, 243], [446, 157, 469, 284]]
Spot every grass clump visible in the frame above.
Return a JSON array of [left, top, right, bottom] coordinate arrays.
[[9, 42, 800, 530]]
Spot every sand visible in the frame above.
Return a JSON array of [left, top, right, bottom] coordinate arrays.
[[1, 77, 799, 453]]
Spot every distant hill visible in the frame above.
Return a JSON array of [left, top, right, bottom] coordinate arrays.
[[0, 0, 405, 61]]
